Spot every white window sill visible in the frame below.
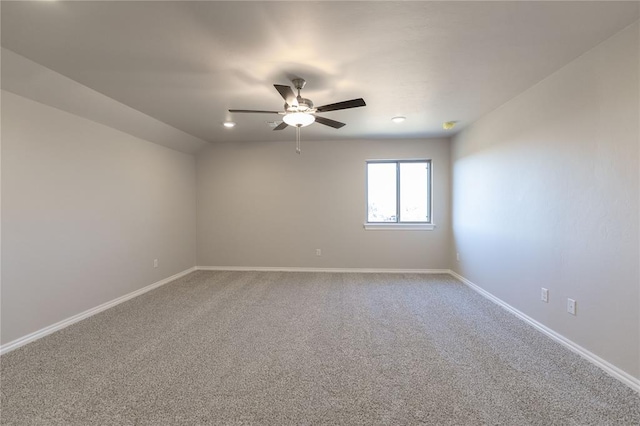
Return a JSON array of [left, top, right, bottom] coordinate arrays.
[[363, 223, 436, 231]]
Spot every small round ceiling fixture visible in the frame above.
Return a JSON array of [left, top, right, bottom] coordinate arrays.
[[391, 116, 406, 123], [223, 121, 236, 128], [443, 121, 458, 130]]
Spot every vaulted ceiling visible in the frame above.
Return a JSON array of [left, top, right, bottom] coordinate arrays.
[[2, 1, 638, 148]]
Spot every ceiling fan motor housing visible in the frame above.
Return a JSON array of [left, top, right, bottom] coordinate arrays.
[[284, 78, 313, 111], [286, 98, 314, 112]]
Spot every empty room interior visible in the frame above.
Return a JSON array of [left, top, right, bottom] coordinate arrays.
[[1, 1, 639, 424]]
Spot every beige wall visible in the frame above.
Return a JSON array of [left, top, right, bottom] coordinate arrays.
[[1, 91, 197, 344], [451, 23, 639, 378], [197, 138, 451, 269]]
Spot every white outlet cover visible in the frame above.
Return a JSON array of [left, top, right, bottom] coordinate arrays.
[[541, 288, 549, 302], [567, 298, 576, 315]]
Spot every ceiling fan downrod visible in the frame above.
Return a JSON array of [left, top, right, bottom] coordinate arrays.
[[292, 78, 306, 94]]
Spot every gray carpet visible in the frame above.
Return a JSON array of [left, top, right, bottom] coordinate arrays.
[[1, 271, 638, 425]]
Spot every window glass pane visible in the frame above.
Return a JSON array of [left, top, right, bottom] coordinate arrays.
[[399, 162, 429, 222], [367, 163, 397, 222]]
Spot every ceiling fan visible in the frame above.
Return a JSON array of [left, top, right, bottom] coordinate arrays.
[[229, 78, 366, 153]]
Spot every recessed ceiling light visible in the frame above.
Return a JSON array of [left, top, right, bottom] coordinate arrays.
[[223, 121, 236, 128], [391, 116, 406, 123], [443, 121, 457, 130]]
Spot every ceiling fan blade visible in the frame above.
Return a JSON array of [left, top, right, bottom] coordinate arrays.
[[274, 84, 297, 106], [273, 122, 288, 131], [228, 109, 281, 114], [314, 115, 346, 129], [316, 98, 366, 113]]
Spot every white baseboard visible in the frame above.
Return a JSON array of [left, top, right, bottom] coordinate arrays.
[[448, 270, 640, 393], [0, 267, 197, 356], [197, 266, 451, 274]]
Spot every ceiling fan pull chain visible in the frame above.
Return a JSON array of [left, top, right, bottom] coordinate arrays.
[[296, 125, 301, 154]]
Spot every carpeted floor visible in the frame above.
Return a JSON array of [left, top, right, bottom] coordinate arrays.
[[1, 271, 638, 425]]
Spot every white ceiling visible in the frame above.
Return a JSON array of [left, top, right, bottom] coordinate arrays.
[[2, 1, 638, 147]]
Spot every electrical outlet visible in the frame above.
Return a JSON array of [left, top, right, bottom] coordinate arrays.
[[456, 253, 460, 262], [541, 288, 549, 303], [567, 298, 576, 315], [153, 259, 158, 268], [316, 249, 322, 256]]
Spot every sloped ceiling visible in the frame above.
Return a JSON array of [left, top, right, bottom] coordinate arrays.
[[2, 1, 638, 150]]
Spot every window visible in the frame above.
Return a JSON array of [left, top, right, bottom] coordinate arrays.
[[365, 160, 433, 230]]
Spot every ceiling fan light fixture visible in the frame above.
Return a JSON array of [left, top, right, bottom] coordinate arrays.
[[283, 112, 315, 127], [223, 121, 236, 128], [391, 116, 406, 123]]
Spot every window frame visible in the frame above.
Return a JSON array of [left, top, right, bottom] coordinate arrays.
[[364, 159, 435, 231]]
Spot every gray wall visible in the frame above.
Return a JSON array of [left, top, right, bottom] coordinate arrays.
[[450, 23, 639, 378], [197, 138, 451, 269], [1, 90, 197, 344]]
